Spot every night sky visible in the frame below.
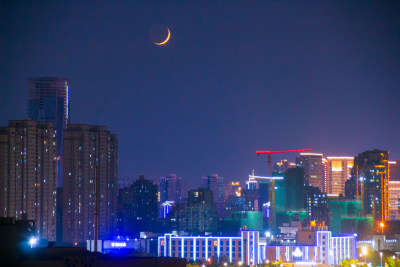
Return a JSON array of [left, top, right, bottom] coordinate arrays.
[[1, 1, 399, 187]]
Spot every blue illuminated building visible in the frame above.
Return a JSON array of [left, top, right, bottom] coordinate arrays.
[[158, 229, 357, 265]]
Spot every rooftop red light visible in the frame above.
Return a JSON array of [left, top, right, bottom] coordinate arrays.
[[256, 148, 313, 154]]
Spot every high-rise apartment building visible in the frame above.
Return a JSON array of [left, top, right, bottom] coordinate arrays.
[[62, 124, 117, 244], [354, 149, 389, 222], [296, 153, 324, 191], [324, 157, 354, 196], [0, 119, 57, 240]]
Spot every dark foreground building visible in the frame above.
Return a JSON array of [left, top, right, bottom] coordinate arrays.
[[0, 217, 36, 266], [21, 247, 186, 267]]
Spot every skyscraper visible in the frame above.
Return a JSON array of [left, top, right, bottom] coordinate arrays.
[[28, 77, 69, 187], [0, 119, 57, 240], [27, 77, 69, 243], [62, 124, 117, 244], [324, 157, 354, 196], [296, 153, 324, 191], [354, 149, 389, 222]]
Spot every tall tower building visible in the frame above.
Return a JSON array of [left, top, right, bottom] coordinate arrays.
[[296, 153, 324, 191], [0, 119, 57, 240], [324, 157, 354, 196], [28, 77, 69, 187], [354, 149, 389, 222], [28, 77, 69, 243], [62, 124, 117, 244]]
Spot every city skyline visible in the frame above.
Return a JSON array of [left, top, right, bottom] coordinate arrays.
[[1, 1, 399, 187]]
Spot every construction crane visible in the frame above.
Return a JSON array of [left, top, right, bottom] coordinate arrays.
[[255, 148, 312, 229]]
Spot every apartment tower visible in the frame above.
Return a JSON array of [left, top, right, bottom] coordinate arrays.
[[324, 157, 354, 196], [354, 149, 389, 222], [0, 119, 57, 240], [62, 124, 117, 244], [296, 153, 324, 191]]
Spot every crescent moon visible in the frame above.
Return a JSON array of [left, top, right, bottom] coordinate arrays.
[[154, 28, 171, 45]]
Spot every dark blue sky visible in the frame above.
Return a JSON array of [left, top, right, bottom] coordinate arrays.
[[1, 1, 399, 187]]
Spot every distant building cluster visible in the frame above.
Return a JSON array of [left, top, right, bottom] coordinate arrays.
[[1, 77, 400, 265]]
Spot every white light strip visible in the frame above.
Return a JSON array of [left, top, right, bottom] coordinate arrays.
[[300, 153, 323, 156], [249, 175, 284, 180], [295, 261, 317, 265], [193, 238, 196, 261]]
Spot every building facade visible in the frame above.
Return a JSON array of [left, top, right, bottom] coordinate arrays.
[[324, 157, 354, 196], [62, 124, 117, 244], [305, 186, 329, 224], [159, 174, 183, 203], [296, 153, 324, 191], [203, 174, 225, 218], [0, 119, 57, 240], [178, 188, 218, 233], [389, 161, 400, 181], [158, 230, 356, 265], [388, 181, 400, 221], [354, 150, 389, 222], [117, 176, 158, 236]]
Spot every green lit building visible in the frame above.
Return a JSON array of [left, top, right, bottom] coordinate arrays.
[[328, 199, 373, 237]]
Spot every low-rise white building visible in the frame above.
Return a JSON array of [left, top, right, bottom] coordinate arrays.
[[158, 230, 357, 265]]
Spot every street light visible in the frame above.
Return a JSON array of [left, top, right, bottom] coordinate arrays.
[[380, 252, 383, 267], [380, 222, 384, 234], [29, 237, 37, 248], [362, 247, 367, 263]]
